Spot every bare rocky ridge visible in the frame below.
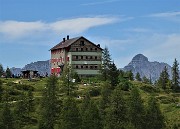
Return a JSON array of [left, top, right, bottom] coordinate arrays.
[[123, 54, 172, 82], [10, 60, 50, 77]]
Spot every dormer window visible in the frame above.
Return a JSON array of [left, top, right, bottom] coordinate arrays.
[[80, 41, 85, 46]]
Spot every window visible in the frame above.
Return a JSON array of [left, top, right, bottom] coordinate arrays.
[[76, 56, 78, 59], [81, 48, 83, 51], [81, 65, 83, 69], [90, 56, 92, 59], [95, 66, 98, 69], [86, 48, 88, 51], [80, 41, 85, 46], [76, 65, 79, 69], [76, 48, 78, 51], [90, 66, 93, 69], [86, 65, 88, 69], [81, 56, 83, 59], [95, 48, 97, 51], [86, 56, 88, 59], [90, 48, 93, 51], [95, 56, 97, 60]]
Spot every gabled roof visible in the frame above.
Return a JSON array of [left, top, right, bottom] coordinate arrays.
[[50, 36, 102, 51]]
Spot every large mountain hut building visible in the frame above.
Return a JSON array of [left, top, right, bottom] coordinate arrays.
[[50, 35, 102, 77]]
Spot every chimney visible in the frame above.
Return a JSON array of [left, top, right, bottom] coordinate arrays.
[[63, 38, 65, 42], [67, 35, 69, 40], [97, 44, 100, 47]]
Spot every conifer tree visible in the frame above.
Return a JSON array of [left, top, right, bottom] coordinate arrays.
[[146, 96, 165, 129], [39, 75, 60, 129], [0, 64, 4, 77], [104, 86, 127, 129], [81, 94, 102, 129], [100, 47, 112, 81], [158, 66, 170, 90], [0, 79, 3, 102], [14, 92, 28, 128], [142, 76, 150, 84], [126, 70, 134, 81], [60, 65, 78, 96], [5, 67, 11, 78], [108, 62, 119, 89], [27, 89, 35, 115], [172, 58, 180, 91], [99, 82, 112, 126], [135, 72, 142, 81], [59, 96, 81, 129], [129, 87, 145, 129], [1, 90, 14, 129]]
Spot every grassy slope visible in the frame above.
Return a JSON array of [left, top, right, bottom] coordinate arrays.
[[0, 78, 180, 128]]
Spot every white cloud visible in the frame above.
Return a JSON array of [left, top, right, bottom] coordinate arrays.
[[124, 28, 151, 33], [0, 16, 119, 41], [49, 17, 118, 34], [148, 11, 180, 22]]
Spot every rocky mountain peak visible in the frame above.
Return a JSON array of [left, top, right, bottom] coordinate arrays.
[[123, 54, 172, 82], [132, 54, 148, 62]]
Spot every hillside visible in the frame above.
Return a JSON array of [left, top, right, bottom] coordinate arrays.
[[0, 77, 179, 128]]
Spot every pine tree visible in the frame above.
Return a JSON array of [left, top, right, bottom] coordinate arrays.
[[5, 67, 11, 78], [142, 76, 150, 84], [59, 97, 81, 129], [135, 72, 142, 81], [0, 79, 3, 102], [172, 58, 180, 91], [39, 75, 60, 129], [158, 66, 170, 90], [27, 89, 35, 115], [99, 82, 112, 127], [60, 65, 78, 96], [126, 70, 134, 81], [14, 93, 28, 128], [145, 96, 165, 129], [1, 90, 14, 129], [100, 47, 112, 81], [81, 94, 102, 129], [0, 64, 4, 77], [104, 86, 127, 129], [108, 62, 119, 89], [129, 87, 145, 129]]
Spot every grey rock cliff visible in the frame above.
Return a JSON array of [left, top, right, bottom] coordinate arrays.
[[11, 60, 50, 76], [123, 54, 172, 81]]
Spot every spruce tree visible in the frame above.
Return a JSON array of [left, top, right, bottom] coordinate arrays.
[[100, 47, 112, 81], [99, 82, 112, 127], [39, 75, 60, 129], [0, 79, 3, 102], [158, 66, 170, 90], [59, 97, 81, 129], [0, 64, 4, 77], [129, 87, 145, 129], [142, 76, 150, 84], [146, 96, 165, 129], [60, 65, 78, 96], [135, 72, 142, 81], [81, 94, 102, 129], [104, 86, 127, 129], [126, 70, 134, 81], [108, 62, 119, 89], [27, 89, 35, 115], [172, 58, 180, 91], [5, 67, 11, 78], [1, 90, 14, 129], [14, 92, 29, 128]]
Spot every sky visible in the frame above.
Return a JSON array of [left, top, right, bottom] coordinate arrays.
[[0, 0, 180, 68]]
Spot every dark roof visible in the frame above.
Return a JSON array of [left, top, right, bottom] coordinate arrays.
[[50, 36, 102, 50]]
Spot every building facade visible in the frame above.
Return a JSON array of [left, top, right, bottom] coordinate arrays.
[[50, 36, 102, 77]]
